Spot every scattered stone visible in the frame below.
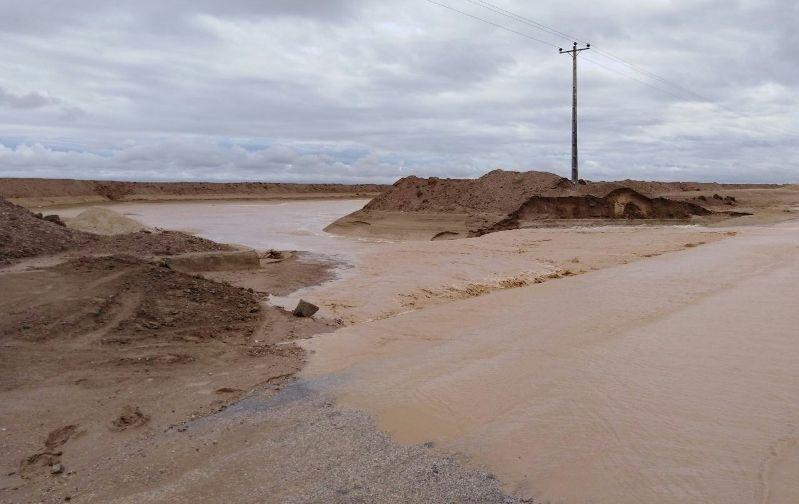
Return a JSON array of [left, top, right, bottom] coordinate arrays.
[[292, 299, 319, 318], [43, 215, 66, 226], [50, 464, 63, 475], [215, 387, 244, 394]]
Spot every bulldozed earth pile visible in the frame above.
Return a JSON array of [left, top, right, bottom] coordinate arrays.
[[0, 197, 229, 265], [326, 170, 756, 239]]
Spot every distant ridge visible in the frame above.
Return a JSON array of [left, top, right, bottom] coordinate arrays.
[[0, 178, 389, 208]]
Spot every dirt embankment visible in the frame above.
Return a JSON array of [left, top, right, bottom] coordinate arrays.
[[477, 188, 713, 235], [0, 178, 388, 208], [327, 170, 782, 239], [0, 197, 229, 265]]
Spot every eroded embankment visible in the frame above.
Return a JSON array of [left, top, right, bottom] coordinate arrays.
[[326, 169, 762, 240], [474, 188, 714, 235]]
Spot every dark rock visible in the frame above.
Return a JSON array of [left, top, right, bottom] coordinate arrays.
[[292, 299, 319, 318], [43, 214, 66, 226]]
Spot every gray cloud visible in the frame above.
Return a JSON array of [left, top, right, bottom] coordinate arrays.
[[0, 0, 796, 183], [0, 87, 59, 109]]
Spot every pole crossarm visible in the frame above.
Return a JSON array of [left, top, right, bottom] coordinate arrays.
[[559, 42, 590, 184]]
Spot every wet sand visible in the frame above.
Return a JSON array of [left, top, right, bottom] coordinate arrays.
[[301, 221, 799, 503], [288, 225, 729, 324]]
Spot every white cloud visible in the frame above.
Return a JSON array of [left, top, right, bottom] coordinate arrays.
[[0, 0, 796, 183]]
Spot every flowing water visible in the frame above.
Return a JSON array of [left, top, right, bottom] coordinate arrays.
[[301, 223, 799, 503], [54, 201, 799, 502]]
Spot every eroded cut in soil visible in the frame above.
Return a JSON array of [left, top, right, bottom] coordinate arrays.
[[476, 188, 712, 235]]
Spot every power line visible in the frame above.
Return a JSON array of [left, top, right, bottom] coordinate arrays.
[[459, 0, 799, 136], [426, 0, 705, 102], [423, 0, 558, 48], [463, 0, 581, 45], [462, 0, 714, 100], [424, 0, 798, 137]]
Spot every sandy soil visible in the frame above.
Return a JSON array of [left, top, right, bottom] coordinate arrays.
[[203, 252, 340, 297], [64, 207, 148, 235], [0, 253, 338, 503], [280, 225, 733, 324]]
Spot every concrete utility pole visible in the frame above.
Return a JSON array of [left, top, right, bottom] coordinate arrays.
[[559, 42, 590, 183]]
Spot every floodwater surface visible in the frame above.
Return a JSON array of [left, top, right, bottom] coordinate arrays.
[[54, 200, 799, 502], [302, 222, 799, 503], [56, 199, 372, 259]]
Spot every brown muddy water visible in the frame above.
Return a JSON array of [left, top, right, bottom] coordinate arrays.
[[302, 222, 799, 504], [54, 201, 799, 502], [55, 199, 373, 259]]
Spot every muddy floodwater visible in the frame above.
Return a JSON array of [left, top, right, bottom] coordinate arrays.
[[55, 199, 373, 259], [302, 222, 799, 504], [53, 201, 799, 502]]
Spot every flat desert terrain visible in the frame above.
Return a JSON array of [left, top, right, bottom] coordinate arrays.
[[2, 173, 799, 503]]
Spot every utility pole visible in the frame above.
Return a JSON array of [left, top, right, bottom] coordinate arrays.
[[559, 42, 590, 184]]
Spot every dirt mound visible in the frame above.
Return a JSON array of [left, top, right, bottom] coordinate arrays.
[[365, 170, 567, 215], [0, 197, 90, 263], [1, 196, 229, 265], [329, 170, 735, 239], [66, 207, 147, 235], [477, 188, 712, 235], [85, 230, 231, 258], [4, 255, 260, 344], [362, 169, 755, 217]]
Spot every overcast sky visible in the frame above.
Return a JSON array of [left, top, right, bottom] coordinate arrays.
[[0, 0, 796, 183]]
